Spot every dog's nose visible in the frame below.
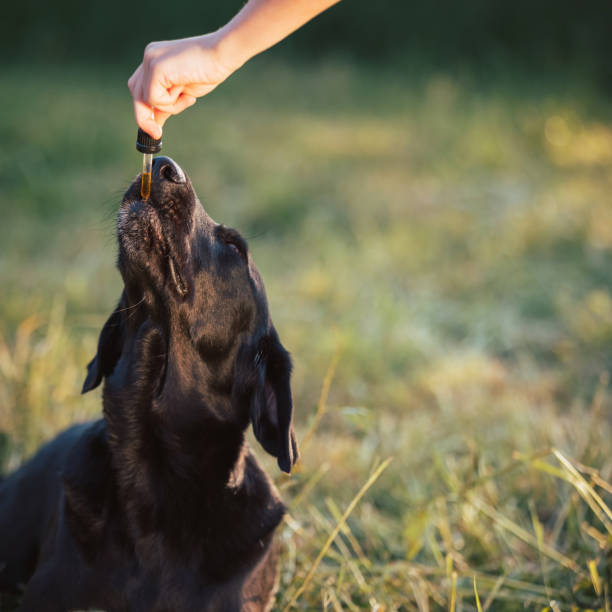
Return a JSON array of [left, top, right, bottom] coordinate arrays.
[[153, 156, 186, 185]]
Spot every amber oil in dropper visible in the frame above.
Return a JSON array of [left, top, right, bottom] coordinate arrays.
[[136, 128, 162, 199], [141, 154, 153, 199]]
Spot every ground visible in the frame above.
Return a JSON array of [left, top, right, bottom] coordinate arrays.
[[0, 60, 611, 609]]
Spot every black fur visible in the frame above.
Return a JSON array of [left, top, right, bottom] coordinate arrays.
[[0, 157, 298, 611]]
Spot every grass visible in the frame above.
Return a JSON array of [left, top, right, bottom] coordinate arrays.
[[1, 59, 611, 609]]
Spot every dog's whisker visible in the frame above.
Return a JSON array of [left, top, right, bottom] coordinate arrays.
[[116, 295, 146, 314], [244, 229, 271, 241], [125, 309, 142, 322]]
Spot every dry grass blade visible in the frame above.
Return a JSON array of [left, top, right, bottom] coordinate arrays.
[[408, 575, 430, 612], [325, 497, 371, 568], [581, 522, 609, 549], [553, 449, 612, 534], [471, 573, 552, 596], [590, 473, 612, 496], [323, 588, 344, 612], [477, 589, 551, 606], [425, 529, 444, 568], [468, 495, 582, 574], [473, 576, 483, 612], [529, 499, 551, 600], [282, 457, 392, 610], [289, 463, 330, 508], [414, 448, 551, 516], [300, 342, 342, 453], [308, 504, 367, 590], [449, 571, 457, 612], [587, 559, 602, 596]]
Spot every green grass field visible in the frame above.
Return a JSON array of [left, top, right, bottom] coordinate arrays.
[[1, 60, 611, 609]]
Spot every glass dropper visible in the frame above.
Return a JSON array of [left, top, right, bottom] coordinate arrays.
[[136, 128, 162, 200]]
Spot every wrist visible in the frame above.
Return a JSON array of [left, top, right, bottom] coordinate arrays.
[[208, 25, 252, 75]]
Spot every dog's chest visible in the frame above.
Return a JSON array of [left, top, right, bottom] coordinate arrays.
[[63, 433, 283, 611], [80, 546, 245, 611]]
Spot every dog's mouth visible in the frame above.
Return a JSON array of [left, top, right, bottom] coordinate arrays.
[[118, 197, 189, 298], [167, 252, 188, 297], [118, 159, 193, 298]]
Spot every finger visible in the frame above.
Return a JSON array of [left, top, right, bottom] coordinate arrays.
[[152, 94, 196, 117], [127, 64, 142, 95], [145, 71, 181, 109], [150, 85, 215, 113], [133, 77, 163, 138], [167, 84, 185, 100], [169, 94, 197, 115], [181, 83, 219, 98], [153, 108, 171, 128], [133, 99, 162, 139]]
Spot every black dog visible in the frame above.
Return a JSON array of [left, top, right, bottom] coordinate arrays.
[[0, 157, 298, 611]]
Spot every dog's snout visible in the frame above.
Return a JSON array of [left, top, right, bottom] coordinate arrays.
[[154, 156, 186, 185]]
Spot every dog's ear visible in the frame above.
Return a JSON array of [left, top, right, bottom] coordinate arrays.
[[235, 328, 299, 473], [82, 294, 126, 394]]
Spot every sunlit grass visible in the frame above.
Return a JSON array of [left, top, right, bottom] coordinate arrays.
[[1, 61, 611, 609]]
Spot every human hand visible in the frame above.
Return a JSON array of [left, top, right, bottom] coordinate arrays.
[[129, 0, 341, 138], [128, 33, 238, 139]]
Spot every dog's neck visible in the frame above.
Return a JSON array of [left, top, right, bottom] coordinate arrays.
[[100, 322, 284, 558], [103, 323, 240, 472]]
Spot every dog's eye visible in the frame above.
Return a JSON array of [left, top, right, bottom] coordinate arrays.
[[217, 226, 248, 260], [226, 241, 244, 258]]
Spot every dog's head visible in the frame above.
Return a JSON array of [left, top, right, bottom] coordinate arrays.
[[82, 156, 298, 473]]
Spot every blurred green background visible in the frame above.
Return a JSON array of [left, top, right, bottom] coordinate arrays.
[[1, 2, 612, 609]]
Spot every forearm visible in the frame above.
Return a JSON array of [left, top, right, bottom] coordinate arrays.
[[129, 0, 340, 136], [215, 0, 341, 71]]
